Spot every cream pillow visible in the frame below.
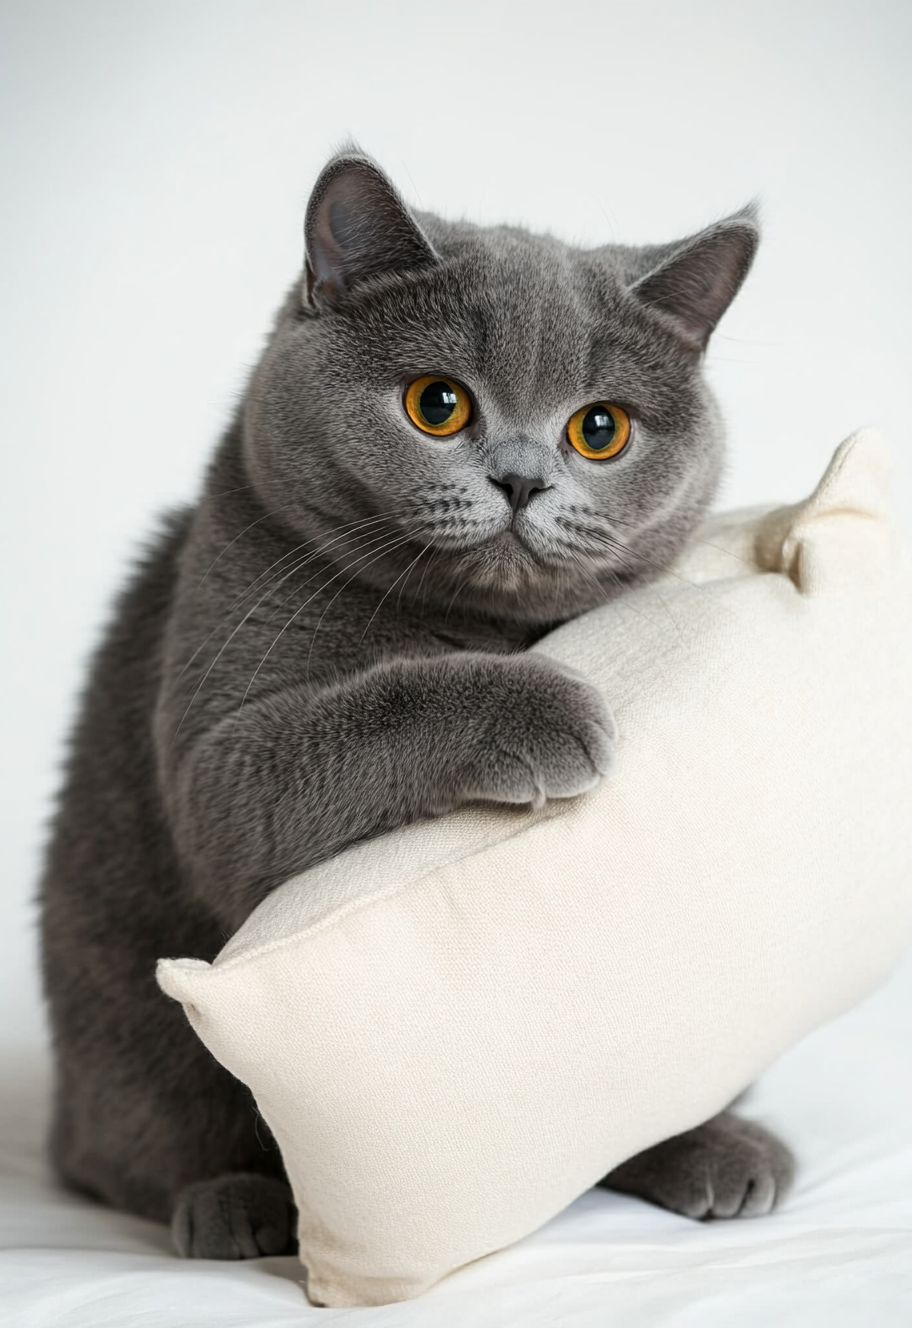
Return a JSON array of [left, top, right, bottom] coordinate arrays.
[[158, 429, 912, 1309]]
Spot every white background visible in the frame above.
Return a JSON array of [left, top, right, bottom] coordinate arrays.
[[1, 0, 910, 1053]]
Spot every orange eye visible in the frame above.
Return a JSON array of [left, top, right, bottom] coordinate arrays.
[[404, 376, 472, 437], [567, 403, 631, 460]]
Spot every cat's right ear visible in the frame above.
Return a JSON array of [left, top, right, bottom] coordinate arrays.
[[303, 152, 439, 312]]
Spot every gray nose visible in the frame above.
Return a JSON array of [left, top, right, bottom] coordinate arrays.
[[489, 472, 548, 516]]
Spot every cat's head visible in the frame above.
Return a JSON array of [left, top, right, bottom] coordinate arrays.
[[243, 149, 758, 626]]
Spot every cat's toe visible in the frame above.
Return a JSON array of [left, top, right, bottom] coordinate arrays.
[[698, 1145, 781, 1218], [171, 1172, 296, 1259], [700, 1116, 794, 1219], [601, 1112, 794, 1221]]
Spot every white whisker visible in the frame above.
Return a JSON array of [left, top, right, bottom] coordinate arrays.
[[231, 531, 417, 727], [176, 512, 406, 683], [196, 504, 294, 587], [360, 543, 432, 644], [305, 533, 418, 668]]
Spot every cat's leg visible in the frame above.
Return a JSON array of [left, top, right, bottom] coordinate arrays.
[[598, 1112, 794, 1219], [47, 951, 295, 1256], [52, 1024, 297, 1259], [53, 1056, 297, 1260], [171, 1173, 296, 1259], [162, 651, 616, 932]]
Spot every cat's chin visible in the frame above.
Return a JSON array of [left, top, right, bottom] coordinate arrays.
[[442, 535, 636, 625], [476, 527, 573, 578], [438, 531, 574, 614]]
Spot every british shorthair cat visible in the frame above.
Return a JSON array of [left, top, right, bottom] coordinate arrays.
[[40, 148, 793, 1259]]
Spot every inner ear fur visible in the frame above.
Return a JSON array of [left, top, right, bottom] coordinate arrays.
[[304, 152, 439, 311]]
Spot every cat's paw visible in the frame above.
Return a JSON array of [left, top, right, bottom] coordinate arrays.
[[600, 1113, 795, 1219], [462, 654, 617, 808], [171, 1172, 297, 1259]]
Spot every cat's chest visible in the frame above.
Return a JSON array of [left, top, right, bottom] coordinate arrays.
[[292, 580, 527, 662]]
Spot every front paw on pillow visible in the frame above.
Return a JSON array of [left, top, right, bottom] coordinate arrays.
[[463, 655, 618, 808]]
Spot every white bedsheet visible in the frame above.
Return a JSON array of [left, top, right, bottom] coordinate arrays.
[[2, 958, 911, 1327]]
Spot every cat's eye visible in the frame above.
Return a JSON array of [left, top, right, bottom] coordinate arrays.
[[404, 376, 472, 437], [567, 403, 631, 460]]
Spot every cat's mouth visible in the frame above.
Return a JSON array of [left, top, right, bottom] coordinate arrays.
[[491, 527, 525, 547], [477, 522, 555, 569], [432, 516, 566, 574]]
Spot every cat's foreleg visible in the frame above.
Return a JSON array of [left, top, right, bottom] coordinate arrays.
[[598, 1111, 795, 1218], [165, 650, 615, 931]]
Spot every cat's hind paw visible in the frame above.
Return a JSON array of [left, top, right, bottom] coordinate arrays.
[[600, 1112, 795, 1220]]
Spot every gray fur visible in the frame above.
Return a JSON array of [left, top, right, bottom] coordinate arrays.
[[40, 149, 784, 1259], [600, 1111, 795, 1219], [171, 1173, 296, 1259]]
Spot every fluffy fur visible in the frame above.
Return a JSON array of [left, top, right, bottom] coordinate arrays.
[[40, 149, 791, 1258]]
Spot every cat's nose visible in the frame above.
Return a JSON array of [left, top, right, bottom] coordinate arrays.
[[489, 473, 549, 516]]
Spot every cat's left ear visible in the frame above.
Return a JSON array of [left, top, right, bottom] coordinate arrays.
[[629, 207, 760, 350], [303, 150, 439, 312]]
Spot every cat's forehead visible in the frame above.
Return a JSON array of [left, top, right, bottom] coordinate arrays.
[[376, 222, 657, 413]]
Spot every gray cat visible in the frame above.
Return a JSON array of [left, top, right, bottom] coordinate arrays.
[[40, 149, 793, 1261]]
